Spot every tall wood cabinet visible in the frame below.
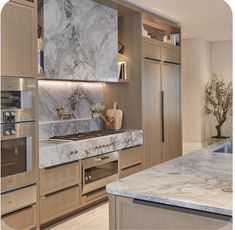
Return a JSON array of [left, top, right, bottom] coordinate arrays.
[[1, 1, 36, 77], [142, 38, 182, 169]]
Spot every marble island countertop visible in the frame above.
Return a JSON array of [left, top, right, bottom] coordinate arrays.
[[107, 139, 232, 216], [39, 129, 143, 169]]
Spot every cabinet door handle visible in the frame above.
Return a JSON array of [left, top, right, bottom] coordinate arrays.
[[161, 91, 165, 142]]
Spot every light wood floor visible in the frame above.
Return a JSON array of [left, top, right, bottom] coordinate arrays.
[[45, 202, 109, 230]]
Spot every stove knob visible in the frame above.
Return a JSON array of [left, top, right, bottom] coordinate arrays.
[[88, 175, 92, 180], [11, 130, 16, 135], [75, 150, 78, 154], [5, 112, 10, 117], [11, 111, 16, 117], [85, 176, 89, 181], [5, 130, 10, 136], [70, 151, 74, 155]]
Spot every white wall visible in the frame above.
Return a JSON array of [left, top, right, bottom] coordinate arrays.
[[182, 39, 232, 154], [181, 38, 212, 154], [211, 41, 233, 137]]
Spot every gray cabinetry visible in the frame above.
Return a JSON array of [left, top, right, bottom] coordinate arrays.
[[43, 0, 118, 82]]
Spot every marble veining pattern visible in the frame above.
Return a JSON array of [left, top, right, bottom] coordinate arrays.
[[107, 140, 232, 216], [39, 130, 143, 169], [44, 0, 118, 81], [39, 118, 103, 140], [38, 81, 103, 122]]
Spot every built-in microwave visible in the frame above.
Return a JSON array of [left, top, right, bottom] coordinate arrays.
[[1, 122, 36, 193], [1, 77, 36, 123]]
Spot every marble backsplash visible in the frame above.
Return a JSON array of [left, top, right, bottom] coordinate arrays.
[[39, 118, 103, 140], [38, 81, 104, 139], [44, 0, 118, 81]]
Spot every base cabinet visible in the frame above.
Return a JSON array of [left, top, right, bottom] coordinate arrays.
[[119, 146, 142, 179], [40, 185, 81, 225], [1, 205, 36, 230], [109, 195, 232, 230]]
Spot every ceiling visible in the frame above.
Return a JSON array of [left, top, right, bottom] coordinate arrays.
[[122, 0, 232, 41]]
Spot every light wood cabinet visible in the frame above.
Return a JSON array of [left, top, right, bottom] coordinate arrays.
[[142, 38, 161, 61], [142, 40, 182, 168], [1, 2, 36, 77], [162, 63, 182, 161], [40, 185, 81, 225], [119, 146, 142, 178], [10, 0, 35, 8], [110, 195, 232, 230], [161, 46, 180, 64], [40, 161, 81, 196], [1, 205, 36, 230], [39, 161, 82, 225], [82, 188, 107, 206], [142, 59, 162, 168], [1, 185, 36, 215]]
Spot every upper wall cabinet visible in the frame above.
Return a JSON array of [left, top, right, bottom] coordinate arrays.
[[1, 2, 36, 77], [43, 0, 118, 82]]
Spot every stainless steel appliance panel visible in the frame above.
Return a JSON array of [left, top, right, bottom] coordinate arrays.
[[1, 122, 36, 192], [82, 152, 119, 194], [1, 77, 36, 123]]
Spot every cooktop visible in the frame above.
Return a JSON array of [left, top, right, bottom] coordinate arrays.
[[50, 129, 125, 141]]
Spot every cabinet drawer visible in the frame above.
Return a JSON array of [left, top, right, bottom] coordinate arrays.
[[82, 187, 107, 206], [161, 46, 180, 64], [143, 40, 161, 60], [119, 146, 142, 170], [40, 161, 81, 196], [40, 185, 81, 224], [1, 205, 36, 230], [119, 164, 142, 179], [1, 185, 36, 215]]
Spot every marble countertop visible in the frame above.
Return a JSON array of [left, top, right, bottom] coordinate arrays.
[[39, 129, 143, 169], [106, 139, 232, 216]]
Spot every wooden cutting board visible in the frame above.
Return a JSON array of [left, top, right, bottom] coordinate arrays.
[[106, 102, 123, 130]]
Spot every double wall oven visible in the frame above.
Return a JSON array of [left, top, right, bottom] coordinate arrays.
[[1, 77, 36, 193]]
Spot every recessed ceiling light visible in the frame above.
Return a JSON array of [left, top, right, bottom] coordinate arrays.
[[183, 32, 187, 35]]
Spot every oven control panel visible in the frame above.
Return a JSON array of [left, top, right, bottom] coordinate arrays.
[[3, 123, 16, 136], [3, 111, 16, 123]]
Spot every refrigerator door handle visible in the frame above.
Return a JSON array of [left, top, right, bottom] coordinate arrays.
[[161, 91, 165, 142]]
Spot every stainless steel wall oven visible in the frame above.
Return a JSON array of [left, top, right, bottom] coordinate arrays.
[[1, 76, 36, 193], [1, 77, 36, 123]]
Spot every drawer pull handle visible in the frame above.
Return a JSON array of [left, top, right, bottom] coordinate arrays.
[[95, 156, 109, 161]]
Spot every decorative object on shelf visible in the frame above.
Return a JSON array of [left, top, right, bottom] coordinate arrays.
[[91, 103, 105, 118], [142, 24, 150, 38], [56, 106, 72, 120], [204, 73, 232, 139], [118, 41, 125, 55], [99, 111, 115, 130], [117, 53, 128, 81], [163, 34, 180, 46], [106, 102, 123, 130], [37, 25, 44, 74], [118, 62, 127, 80]]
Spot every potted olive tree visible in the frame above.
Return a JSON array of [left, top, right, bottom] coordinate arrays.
[[204, 73, 232, 139]]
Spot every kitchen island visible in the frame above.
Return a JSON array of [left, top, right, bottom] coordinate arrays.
[[107, 139, 232, 230]]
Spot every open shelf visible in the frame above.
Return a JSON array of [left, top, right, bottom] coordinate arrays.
[[142, 14, 181, 46]]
